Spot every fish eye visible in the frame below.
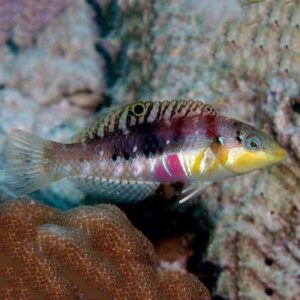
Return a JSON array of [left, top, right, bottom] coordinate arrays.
[[131, 102, 146, 116], [244, 135, 262, 151], [205, 105, 213, 112]]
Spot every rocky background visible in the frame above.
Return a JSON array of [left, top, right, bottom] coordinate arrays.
[[0, 0, 299, 299]]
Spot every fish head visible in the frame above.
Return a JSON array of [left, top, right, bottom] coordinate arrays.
[[216, 118, 287, 175]]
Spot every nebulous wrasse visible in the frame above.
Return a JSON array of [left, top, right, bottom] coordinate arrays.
[[5, 99, 287, 203]]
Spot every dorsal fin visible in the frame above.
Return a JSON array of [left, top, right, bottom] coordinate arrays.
[[160, 99, 217, 121], [73, 99, 217, 144]]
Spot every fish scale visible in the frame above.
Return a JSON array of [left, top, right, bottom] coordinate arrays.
[[5, 99, 286, 202]]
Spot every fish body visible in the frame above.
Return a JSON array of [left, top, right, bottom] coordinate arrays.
[[5, 99, 287, 202]]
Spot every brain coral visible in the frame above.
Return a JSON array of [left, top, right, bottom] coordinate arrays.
[[0, 199, 210, 300]]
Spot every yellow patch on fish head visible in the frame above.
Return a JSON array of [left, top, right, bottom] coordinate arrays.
[[223, 145, 287, 174], [216, 120, 287, 175], [210, 139, 229, 168], [217, 147, 230, 166]]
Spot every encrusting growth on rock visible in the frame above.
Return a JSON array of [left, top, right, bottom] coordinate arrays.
[[0, 199, 211, 300]]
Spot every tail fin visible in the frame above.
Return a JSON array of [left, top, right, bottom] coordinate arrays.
[[5, 129, 63, 196]]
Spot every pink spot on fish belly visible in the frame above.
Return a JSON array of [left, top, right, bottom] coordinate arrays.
[[154, 154, 186, 182]]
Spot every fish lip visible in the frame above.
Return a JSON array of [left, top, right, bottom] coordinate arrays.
[[265, 146, 287, 162]]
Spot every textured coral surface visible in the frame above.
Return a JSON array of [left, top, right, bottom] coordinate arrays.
[[0, 0, 70, 47], [0, 199, 211, 300]]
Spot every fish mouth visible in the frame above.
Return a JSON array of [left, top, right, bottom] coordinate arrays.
[[265, 146, 287, 163]]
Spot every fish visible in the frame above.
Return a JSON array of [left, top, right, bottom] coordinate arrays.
[[4, 99, 287, 203]]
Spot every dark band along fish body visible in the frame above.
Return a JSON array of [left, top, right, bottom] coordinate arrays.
[[5, 99, 287, 203]]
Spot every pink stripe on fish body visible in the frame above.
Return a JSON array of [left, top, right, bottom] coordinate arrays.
[[153, 153, 186, 182]]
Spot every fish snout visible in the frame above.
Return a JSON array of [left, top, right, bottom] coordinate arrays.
[[266, 144, 287, 163], [222, 145, 287, 174]]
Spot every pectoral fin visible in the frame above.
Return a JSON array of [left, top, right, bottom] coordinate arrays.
[[179, 182, 211, 204]]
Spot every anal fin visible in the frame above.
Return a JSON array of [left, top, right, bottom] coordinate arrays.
[[71, 176, 159, 203]]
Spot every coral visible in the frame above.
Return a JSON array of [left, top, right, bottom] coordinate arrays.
[[202, 2, 300, 299], [88, 0, 156, 104], [0, 0, 105, 206], [96, 0, 295, 110], [93, 0, 244, 103], [213, 0, 300, 82], [0, 199, 211, 300], [155, 235, 193, 272], [205, 167, 300, 300], [0, 0, 70, 47], [0, 0, 103, 108]]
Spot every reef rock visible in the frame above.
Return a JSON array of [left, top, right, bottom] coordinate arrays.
[[0, 199, 211, 300]]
